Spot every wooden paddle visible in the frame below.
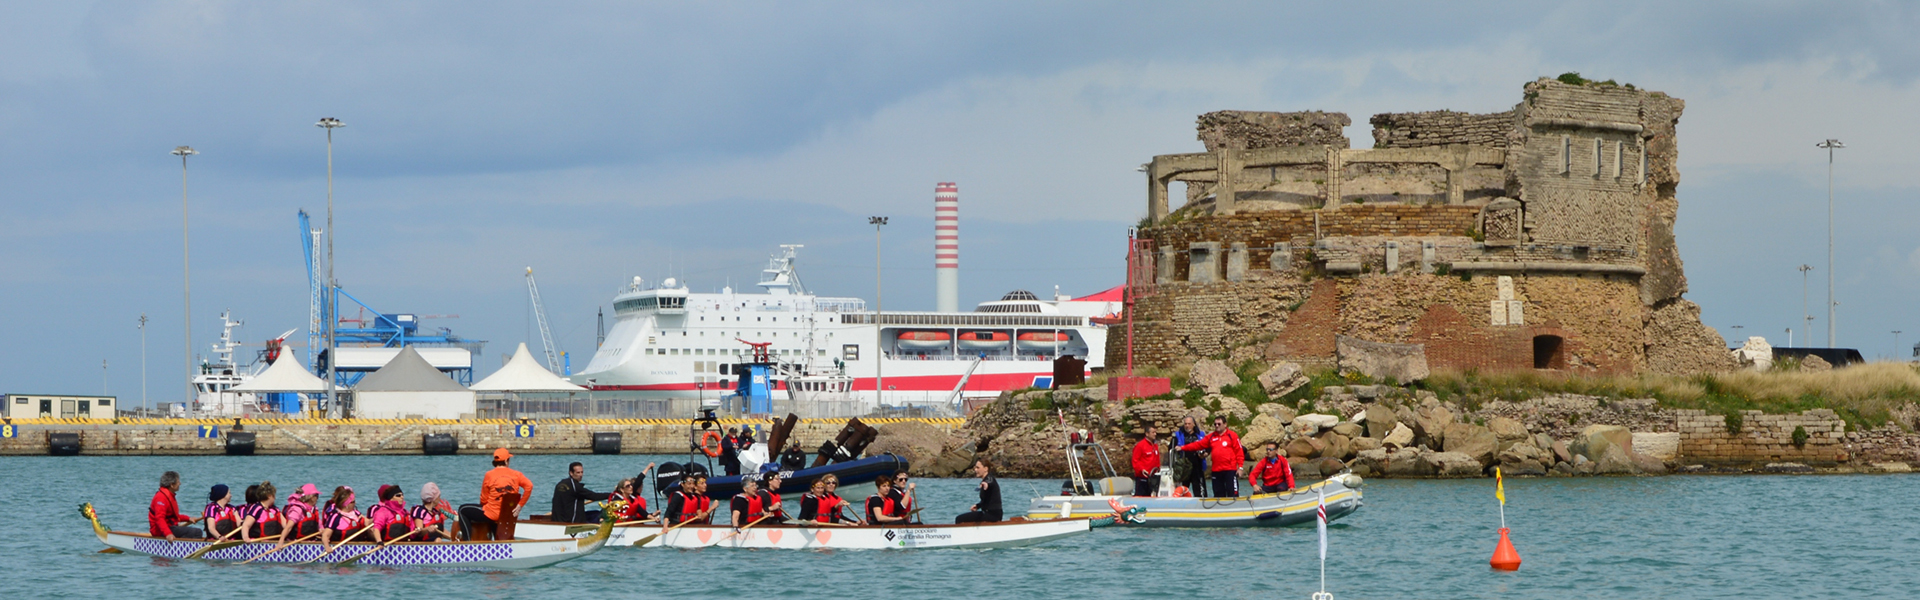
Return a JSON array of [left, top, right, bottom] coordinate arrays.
[[237, 529, 325, 564], [564, 517, 659, 536], [628, 509, 714, 548], [295, 524, 373, 565], [97, 548, 124, 554], [709, 514, 773, 546], [334, 526, 422, 567], [183, 539, 248, 560]]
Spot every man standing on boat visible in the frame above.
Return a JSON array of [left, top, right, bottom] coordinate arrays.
[[552, 461, 612, 523], [1177, 416, 1246, 498], [720, 428, 742, 476], [1172, 417, 1209, 497], [1131, 423, 1161, 497]]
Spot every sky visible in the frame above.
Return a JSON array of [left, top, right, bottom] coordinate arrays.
[[4, 1, 1920, 406]]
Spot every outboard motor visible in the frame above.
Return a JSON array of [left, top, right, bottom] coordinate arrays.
[[655, 462, 684, 495]]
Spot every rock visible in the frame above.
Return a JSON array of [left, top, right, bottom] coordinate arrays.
[[1413, 404, 1455, 448], [1385, 447, 1435, 477], [1764, 462, 1814, 473], [1425, 451, 1485, 477], [1802, 354, 1832, 371], [1351, 448, 1389, 476], [1488, 417, 1530, 443], [1256, 361, 1309, 397], [1497, 443, 1549, 476], [1533, 433, 1555, 452], [1383, 423, 1414, 448], [870, 420, 963, 474], [1351, 436, 1382, 452], [1317, 432, 1352, 461], [1872, 462, 1913, 473], [1241, 414, 1288, 451], [1351, 384, 1385, 400], [1188, 359, 1241, 392], [1569, 425, 1634, 462], [1551, 461, 1575, 476], [1364, 405, 1397, 439], [1551, 440, 1572, 464], [1632, 432, 1680, 461], [925, 447, 977, 478], [1631, 452, 1668, 475], [1292, 462, 1321, 481], [1574, 457, 1598, 476], [1336, 335, 1430, 383], [1123, 398, 1188, 432], [1594, 444, 1637, 475], [1286, 437, 1321, 460], [1732, 336, 1773, 371], [1210, 395, 1252, 422], [1256, 403, 1297, 424], [1331, 422, 1365, 438], [1309, 456, 1347, 478], [1442, 422, 1499, 466], [1293, 413, 1339, 431]]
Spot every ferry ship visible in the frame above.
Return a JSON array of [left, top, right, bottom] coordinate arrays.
[[571, 246, 1118, 413], [189, 311, 297, 417]]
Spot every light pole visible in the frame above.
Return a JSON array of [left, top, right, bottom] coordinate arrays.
[[1730, 325, 1744, 343], [1817, 139, 1843, 347], [317, 117, 344, 418], [869, 216, 888, 407], [1798, 264, 1813, 346], [1893, 330, 1903, 361], [102, 359, 108, 397], [171, 145, 196, 417], [1786, 327, 1793, 348], [139, 313, 148, 414]]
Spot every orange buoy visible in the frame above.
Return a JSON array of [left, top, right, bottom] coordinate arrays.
[[1490, 527, 1522, 571]]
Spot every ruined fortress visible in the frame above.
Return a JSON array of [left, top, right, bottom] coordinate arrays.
[[1116, 77, 1733, 374]]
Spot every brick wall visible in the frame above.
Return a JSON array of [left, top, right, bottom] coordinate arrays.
[[1674, 409, 1847, 466], [1369, 109, 1516, 149]]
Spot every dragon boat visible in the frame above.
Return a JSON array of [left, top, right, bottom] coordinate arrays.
[[515, 510, 1139, 550], [1022, 436, 1364, 527], [79, 503, 616, 570]]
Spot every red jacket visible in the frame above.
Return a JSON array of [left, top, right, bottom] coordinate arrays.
[[1253, 455, 1294, 490], [1131, 437, 1161, 478], [1178, 429, 1245, 473], [149, 487, 190, 536]]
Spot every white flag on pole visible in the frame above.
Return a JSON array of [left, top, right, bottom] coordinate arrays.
[[1316, 487, 1327, 560]]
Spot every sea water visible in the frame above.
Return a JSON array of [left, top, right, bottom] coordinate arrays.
[[6, 454, 1917, 599]]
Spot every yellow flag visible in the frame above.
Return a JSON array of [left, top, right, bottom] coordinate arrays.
[[1495, 467, 1506, 505]]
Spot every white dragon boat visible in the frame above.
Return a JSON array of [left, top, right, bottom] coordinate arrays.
[[80, 503, 615, 570], [516, 513, 1135, 550]]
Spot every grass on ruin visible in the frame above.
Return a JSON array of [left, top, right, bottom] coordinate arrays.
[[1422, 362, 1920, 432]]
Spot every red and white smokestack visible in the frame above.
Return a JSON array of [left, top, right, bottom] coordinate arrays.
[[934, 182, 959, 313]]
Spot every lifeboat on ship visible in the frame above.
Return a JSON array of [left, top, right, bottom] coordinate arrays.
[[957, 330, 1011, 350], [1016, 331, 1071, 352], [895, 330, 951, 350]]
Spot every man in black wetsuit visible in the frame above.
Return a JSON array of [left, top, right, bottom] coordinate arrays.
[[954, 459, 1002, 524]]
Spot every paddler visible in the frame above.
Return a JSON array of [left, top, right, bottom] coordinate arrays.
[[410, 482, 458, 541], [757, 472, 788, 523], [1176, 416, 1247, 498], [236, 481, 285, 542], [888, 470, 918, 524], [283, 483, 321, 538], [609, 478, 658, 524], [474, 448, 534, 540], [1250, 440, 1295, 494], [729, 476, 766, 531], [204, 484, 240, 539], [368, 484, 417, 542], [1131, 423, 1162, 497], [664, 472, 714, 525], [318, 486, 366, 549], [865, 474, 908, 525], [953, 459, 1001, 524], [148, 471, 203, 541], [819, 474, 854, 524], [798, 478, 838, 525]]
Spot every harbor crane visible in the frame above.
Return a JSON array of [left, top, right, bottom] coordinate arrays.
[[526, 267, 562, 373]]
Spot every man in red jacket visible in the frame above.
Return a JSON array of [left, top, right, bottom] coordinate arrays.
[[148, 471, 202, 541], [1177, 416, 1246, 498], [1250, 440, 1295, 494], [1130, 423, 1161, 497]]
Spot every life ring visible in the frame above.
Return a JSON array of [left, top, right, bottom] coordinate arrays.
[[700, 431, 723, 457]]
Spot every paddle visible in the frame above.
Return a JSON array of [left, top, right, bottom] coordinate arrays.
[[97, 548, 123, 554], [295, 524, 374, 565], [334, 526, 421, 567], [237, 529, 325, 564], [709, 514, 773, 546], [628, 508, 715, 548], [183, 539, 248, 560], [564, 517, 657, 537]]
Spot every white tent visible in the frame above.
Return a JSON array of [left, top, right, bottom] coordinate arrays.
[[354, 346, 475, 419], [229, 349, 331, 393], [472, 343, 588, 392]]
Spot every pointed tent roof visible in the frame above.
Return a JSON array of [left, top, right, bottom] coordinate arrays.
[[355, 346, 470, 392], [229, 349, 331, 393], [472, 343, 588, 392]]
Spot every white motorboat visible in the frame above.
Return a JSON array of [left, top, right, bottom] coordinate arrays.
[[516, 515, 1118, 550]]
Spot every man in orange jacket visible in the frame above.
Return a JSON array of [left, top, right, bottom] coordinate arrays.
[[1130, 423, 1161, 497], [1177, 416, 1245, 498]]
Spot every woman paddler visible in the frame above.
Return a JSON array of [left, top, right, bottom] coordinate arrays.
[[729, 476, 766, 531], [282, 484, 322, 538], [368, 484, 416, 542], [609, 478, 657, 524], [864, 475, 908, 525], [318, 486, 367, 550], [757, 472, 788, 523], [204, 484, 240, 539], [820, 474, 853, 524], [236, 482, 286, 542], [410, 482, 458, 541]]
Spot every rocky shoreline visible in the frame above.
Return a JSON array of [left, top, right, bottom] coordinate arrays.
[[871, 359, 1920, 480]]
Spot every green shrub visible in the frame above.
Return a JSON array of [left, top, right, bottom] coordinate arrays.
[[1791, 425, 1809, 448], [1557, 72, 1588, 85]]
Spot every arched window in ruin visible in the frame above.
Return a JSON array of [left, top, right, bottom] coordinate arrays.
[[1533, 335, 1566, 370]]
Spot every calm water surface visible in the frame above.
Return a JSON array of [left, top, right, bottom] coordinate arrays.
[[7, 454, 1917, 599]]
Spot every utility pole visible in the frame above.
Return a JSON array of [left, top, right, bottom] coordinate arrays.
[[869, 216, 888, 407], [171, 145, 196, 417], [318, 118, 344, 418], [139, 314, 148, 414], [1818, 139, 1843, 347], [102, 359, 108, 397], [1894, 330, 1903, 361], [1798, 264, 1813, 346]]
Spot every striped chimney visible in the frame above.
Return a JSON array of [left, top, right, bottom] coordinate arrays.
[[934, 182, 959, 313]]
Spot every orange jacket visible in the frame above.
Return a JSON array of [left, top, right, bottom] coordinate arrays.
[[480, 466, 533, 520]]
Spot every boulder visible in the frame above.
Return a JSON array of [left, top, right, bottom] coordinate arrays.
[[1569, 424, 1634, 462], [1188, 359, 1241, 393], [1256, 403, 1297, 424], [1533, 433, 1556, 453], [1317, 431, 1352, 461], [1594, 444, 1637, 475], [1489, 417, 1531, 444], [1241, 414, 1288, 451], [1123, 398, 1189, 432], [1732, 336, 1773, 371], [1385, 447, 1436, 477], [1351, 384, 1387, 400], [1309, 457, 1347, 478], [1286, 437, 1322, 460], [1364, 405, 1397, 439], [1350, 448, 1389, 476], [1425, 451, 1485, 477], [925, 446, 977, 478], [1802, 354, 1832, 371], [1497, 443, 1549, 476], [1351, 436, 1382, 452], [1210, 395, 1252, 422], [1551, 461, 1576, 476], [1412, 404, 1455, 448], [1293, 413, 1339, 431], [1551, 440, 1572, 464], [1292, 462, 1321, 481], [870, 420, 963, 473], [1256, 361, 1309, 397], [1331, 422, 1365, 438], [1382, 423, 1415, 448], [1632, 432, 1680, 461], [1632, 452, 1668, 475], [1442, 422, 1499, 466], [1335, 335, 1430, 383]]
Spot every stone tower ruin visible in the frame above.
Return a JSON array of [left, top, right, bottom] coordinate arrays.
[[1121, 77, 1732, 374]]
